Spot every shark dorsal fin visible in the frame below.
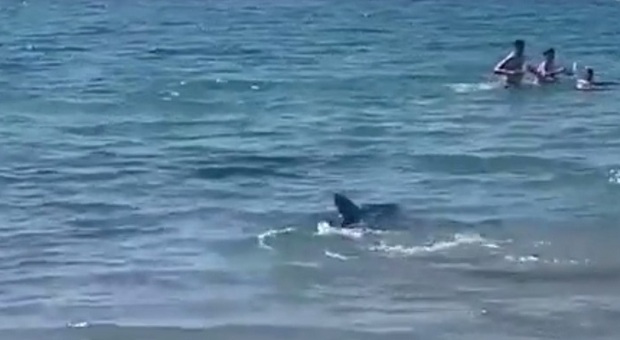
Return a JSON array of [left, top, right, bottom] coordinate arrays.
[[333, 193, 362, 227]]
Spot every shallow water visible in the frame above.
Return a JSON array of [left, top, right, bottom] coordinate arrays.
[[2, 0, 620, 339]]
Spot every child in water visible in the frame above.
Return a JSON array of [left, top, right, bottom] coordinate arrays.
[[575, 66, 618, 91]]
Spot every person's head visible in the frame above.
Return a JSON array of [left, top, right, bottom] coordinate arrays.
[[543, 48, 555, 61], [585, 67, 594, 81], [514, 39, 525, 55]]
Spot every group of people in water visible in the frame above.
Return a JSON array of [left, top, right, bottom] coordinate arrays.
[[493, 39, 615, 90]]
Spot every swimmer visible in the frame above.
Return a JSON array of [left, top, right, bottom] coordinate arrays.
[[494, 39, 527, 87], [576, 67, 618, 91], [531, 48, 570, 84]]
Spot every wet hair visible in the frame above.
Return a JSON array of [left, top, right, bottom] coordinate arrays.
[[514, 39, 525, 48], [543, 48, 555, 56]]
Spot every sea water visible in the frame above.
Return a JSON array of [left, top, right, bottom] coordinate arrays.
[[1, 0, 620, 339]]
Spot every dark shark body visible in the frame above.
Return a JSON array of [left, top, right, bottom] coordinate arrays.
[[333, 193, 400, 228], [331, 193, 503, 231]]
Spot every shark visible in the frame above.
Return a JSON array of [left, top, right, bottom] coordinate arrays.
[[332, 193, 400, 229]]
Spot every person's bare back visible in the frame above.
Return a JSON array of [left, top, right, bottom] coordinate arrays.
[[494, 39, 526, 87]]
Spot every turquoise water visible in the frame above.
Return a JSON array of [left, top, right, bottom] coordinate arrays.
[[2, 1, 620, 339]]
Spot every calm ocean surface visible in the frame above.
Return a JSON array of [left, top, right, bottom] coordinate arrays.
[[2, 0, 620, 339]]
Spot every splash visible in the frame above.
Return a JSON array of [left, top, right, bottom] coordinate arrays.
[[314, 221, 386, 240], [315, 221, 365, 239]]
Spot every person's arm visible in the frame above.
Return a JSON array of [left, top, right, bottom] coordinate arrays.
[[525, 63, 544, 80], [494, 55, 518, 75], [534, 61, 563, 78], [549, 67, 567, 76]]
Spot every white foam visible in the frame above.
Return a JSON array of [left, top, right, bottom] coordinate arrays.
[[505, 255, 540, 263], [285, 261, 321, 268], [370, 233, 495, 257], [504, 255, 587, 265], [66, 321, 89, 328], [448, 82, 498, 93], [314, 221, 386, 240], [257, 227, 295, 250], [608, 169, 620, 184], [315, 221, 364, 239], [324, 250, 351, 261]]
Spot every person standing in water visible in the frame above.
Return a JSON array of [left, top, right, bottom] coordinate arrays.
[[494, 39, 527, 87], [532, 48, 569, 84]]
